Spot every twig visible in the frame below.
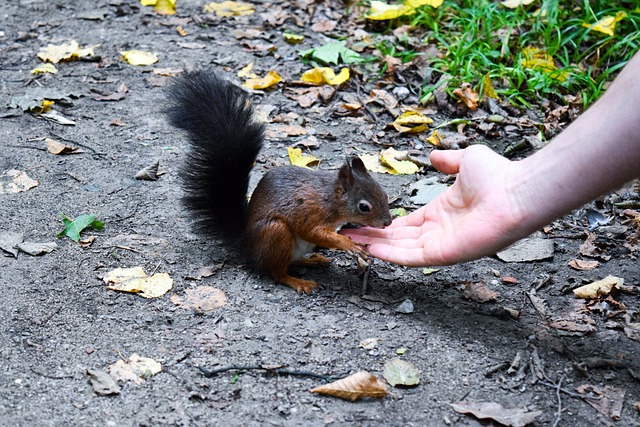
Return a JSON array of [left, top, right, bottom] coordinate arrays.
[[353, 77, 378, 124], [538, 380, 601, 400], [552, 376, 564, 427], [361, 262, 371, 295], [198, 365, 347, 382]]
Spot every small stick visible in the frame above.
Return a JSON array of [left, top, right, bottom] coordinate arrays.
[[552, 376, 564, 427], [198, 365, 347, 383]]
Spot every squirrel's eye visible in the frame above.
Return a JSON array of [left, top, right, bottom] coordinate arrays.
[[358, 201, 372, 213]]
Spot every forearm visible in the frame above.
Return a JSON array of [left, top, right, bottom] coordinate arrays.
[[514, 51, 640, 232]]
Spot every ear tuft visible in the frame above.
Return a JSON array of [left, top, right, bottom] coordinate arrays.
[[338, 159, 355, 192], [350, 156, 367, 174]]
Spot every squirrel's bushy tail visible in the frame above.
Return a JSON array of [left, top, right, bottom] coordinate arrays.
[[166, 72, 264, 238]]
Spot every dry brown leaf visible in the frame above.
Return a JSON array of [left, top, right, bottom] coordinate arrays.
[[103, 267, 173, 298], [573, 275, 622, 299], [568, 259, 600, 271], [576, 384, 625, 420], [45, 138, 82, 155], [579, 232, 611, 260], [452, 83, 479, 110], [311, 371, 387, 401], [463, 281, 499, 303], [170, 286, 227, 312], [0, 170, 39, 194], [451, 401, 542, 427]]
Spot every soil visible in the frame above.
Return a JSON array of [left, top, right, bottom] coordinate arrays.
[[1, 1, 639, 426]]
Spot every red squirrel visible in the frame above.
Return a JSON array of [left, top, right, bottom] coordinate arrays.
[[166, 72, 392, 294]]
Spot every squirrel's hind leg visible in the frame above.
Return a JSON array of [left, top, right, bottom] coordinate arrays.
[[248, 218, 319, 294]]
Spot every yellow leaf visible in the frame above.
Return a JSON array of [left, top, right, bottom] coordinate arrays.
[[391, 111, 433, 133], [103, 267, 173, 298], [204, 1, 255, 16], [238, 62, 258, 79], [427, 130, 443, 147], [287, 146, 320, 168], [30, 63, 58, 75], [482, 74, 500, 100], [109, 354, 161, 385], [380, 147, 419, 174], [283, 32, 304, 44], [141, 0, 176, 14], [37, 40, 95, 64], [582, 11, 627, 37], [573, 275, 623, 299], [301, 67, 350, 85], [359, 153, 395, 174], [242, 70, 282, 90], [367, 0, 442, 20], [520, 47, 568, 82], [500, 0, 534, 8], [121, 50, 159, 66]]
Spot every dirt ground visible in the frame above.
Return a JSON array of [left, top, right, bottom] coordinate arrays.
[[1, 1, 639, 426]]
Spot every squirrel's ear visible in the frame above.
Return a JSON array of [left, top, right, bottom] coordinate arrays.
[[338, 160, 355, 192], [350, 156, 367, 174]]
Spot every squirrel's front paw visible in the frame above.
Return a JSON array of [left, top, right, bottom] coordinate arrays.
[[346, 241, 370, 262]]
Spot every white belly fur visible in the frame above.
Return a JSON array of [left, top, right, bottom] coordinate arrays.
[[291, 237, 315, 261]]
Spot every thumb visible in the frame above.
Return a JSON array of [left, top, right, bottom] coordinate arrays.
[[429, 149, 466, 175]]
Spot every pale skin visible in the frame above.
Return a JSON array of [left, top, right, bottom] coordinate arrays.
[[343, 51, 640, 266]]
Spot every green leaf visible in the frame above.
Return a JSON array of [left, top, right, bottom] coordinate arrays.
[[383, 358, 420, 387], [56, 213, 105, 242], [300, 41, 362, 65]]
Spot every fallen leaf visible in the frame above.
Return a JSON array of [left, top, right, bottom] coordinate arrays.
[[383, 358, 420, 386], [380, 147, 420, 174], [0, 231, 24, 257], [153, 67, 182, 77], [496, 237, 554, 262], [237, 62, 258, 79], [17, 241, 57, 256], [283, 32, 304, 44], [501, 0, 535, 8], [359, 153, 393, 174], [0, 170, 39, 194], [573, 275, 623, 299], [359, 338, 381, 350], [463, 281, 500, 303], [300, 41, 362, 65], [45, 138, 82, 155], [170, 286, 227, 311], [301, 67, 350, 85], [135, 161, 160, 180], [288, 147, 320, 168], [311, 371, 388, 401], [204, 1, 255, 16], [582, 11, 627, 37], [56, 213, 104, 242], [367, 0, 443, 21], [391, 111, 433, 133], [242, 70, 282, 90], [141, 0, 176, 15], [37, 40, 96, 63], [576, 384, 625, 420], [409, 177, 449, 205], [452, 83, 479, 110], [311, 20, 337, 33], [108, 354, 162, 385], [579, 231, 611, 261], [482, 73, 500, 100], [568, 259, 600, 271], [451, 401, 542, 427], [30, 63, 58, 75], [121, 50, 158, 66], [520, 46, 568, 82], [103, 267, 173, 298], [86, 369, 120, 395], [91, 83, 128, 101]]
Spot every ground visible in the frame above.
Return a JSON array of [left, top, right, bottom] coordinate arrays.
[[1, 1, 639, 426]]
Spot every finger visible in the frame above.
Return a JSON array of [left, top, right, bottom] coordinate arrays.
[[430, 149, 465, 175], [342, 225, 424, 242], [366, 243, 430, 267]]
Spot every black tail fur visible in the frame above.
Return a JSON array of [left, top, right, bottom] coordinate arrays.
[[166, 72, 264, 239]]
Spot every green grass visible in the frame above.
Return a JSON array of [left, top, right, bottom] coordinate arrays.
[[365, 1, 640, 108]]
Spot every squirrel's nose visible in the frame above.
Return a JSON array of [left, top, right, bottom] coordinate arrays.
[[383, 218, 392, 227]]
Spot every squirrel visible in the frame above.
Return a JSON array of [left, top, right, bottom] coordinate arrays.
[[166, 71, 392, 294]]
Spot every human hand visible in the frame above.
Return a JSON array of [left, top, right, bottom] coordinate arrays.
[[342, 145, 531, 266]]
